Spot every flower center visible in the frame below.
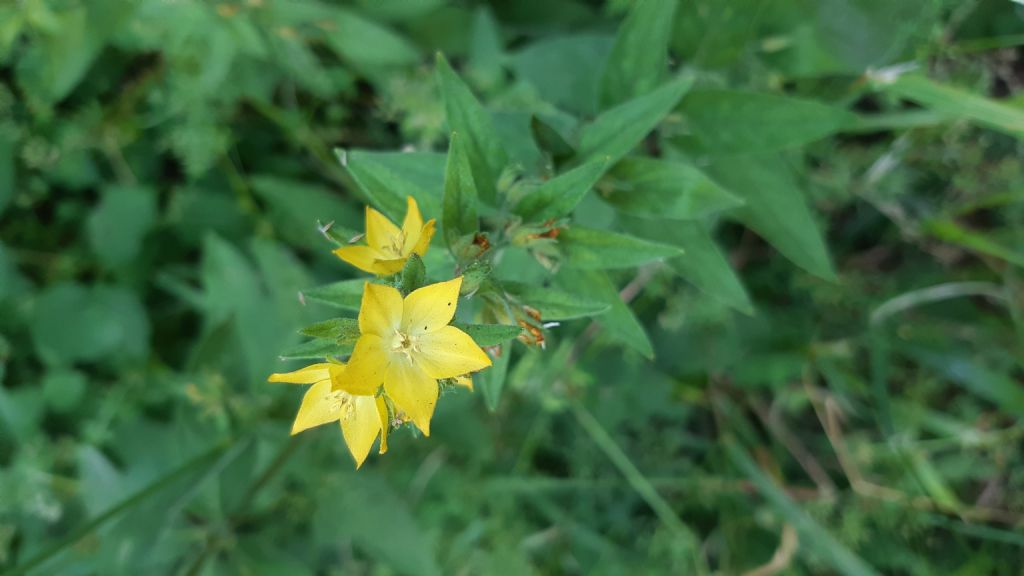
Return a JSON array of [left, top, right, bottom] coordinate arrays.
[[327, 390, 356, 421], [390, 330, 418, 359], [383, 231, 406, 258]]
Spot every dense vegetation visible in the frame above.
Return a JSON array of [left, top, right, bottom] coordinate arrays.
[[1, 0, 1023, 574]]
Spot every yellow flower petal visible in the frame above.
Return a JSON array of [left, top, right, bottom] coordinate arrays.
[[454, 375, 474, 390], [268, 363, 335, 384], [401, 277, 462, 337], [372, 257, 407, 276], [340, 394, 383, 468], [358, 283, 403, 337], [375, 396, 390, 454], [291, 380, 341, 435], [365, 205, 401, 252], [333, 245, 386, 275], [413, 219, 436, 257], [344, 334, 391, 395], [414, 325, 492, 379], [400, 196, 424, 255], [384, 360, 437, 436]]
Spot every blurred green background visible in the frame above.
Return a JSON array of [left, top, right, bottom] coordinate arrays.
[[2, 0, 1024, 574]]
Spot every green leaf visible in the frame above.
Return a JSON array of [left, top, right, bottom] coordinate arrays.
[[442, 133, 480, 252], [0, 126, 14, 217], [923, 218, 1024, 268], [510, 33, 613, 116], [603, 157, 743, 220], [301, 279, 365, 311], [679, 89, 856, 154], [620, 216, 753, 314], [340, 150, 446, 222], [558, 226, 682, 269], [530, 114, 577, 160], [436, 52, 508, 203], [313, 473, 441, 576], [467, 6, 504, 90], [475, 344, 509, 411], [600, 0, 677, 109], [880, 76, 1024, 138], [250, 175, 361, 250], [298, 318, 360, 343], [501, 282, 610, 320], [577, 74, 693, 165], [400, 253, 427, 295], [725, 440, 881, 576], [278, 339, 354, 361], [706, 154, 835, 280], [323, 8, 420, 73], [31, 283, 150, 365], [558, 269, 654, 359], [514, 158, 608, 222], [86, 185, 158, 268], [456, 323, 522, 347]]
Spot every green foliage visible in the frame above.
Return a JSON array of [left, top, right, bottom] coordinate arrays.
[[3, 1, 1024, 574]]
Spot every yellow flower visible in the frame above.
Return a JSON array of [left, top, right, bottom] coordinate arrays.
[[345, 277, 491, 435], [334, 196, 436, 276], [268, 362, 389, 468]]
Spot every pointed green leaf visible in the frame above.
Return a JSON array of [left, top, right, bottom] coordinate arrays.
[[278, 339, 353, 361], [707, 155, 835, 280], [0, 127, 14, 217], [86, 185, 158, 268], [298, 318, 360, 343], [577, 74, 693, 165], [456, 323, 523, 347], [559, 226, 682, 269], [501, 282, 610, 321], [301, 279, 365, 311], [558, 269, 654, 358], [600, 0, 678, 108], [923, 218, 1024, 268], [881, 74, 1024, 138], [467, 7, 504, 90], [604, 157, 743, 220], [679, 89, 856, 154], [531, 114, 577, 160], [324, 8, 420, 72], [514, 158, 609, 222], [620, 216, 753, 314], [436, 52, 508, 203], [475, 344, 510, 411], [442, 133, 480, 252], [340, 149, 446, 222]]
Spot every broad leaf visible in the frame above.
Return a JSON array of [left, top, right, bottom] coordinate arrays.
[[600, 0, 677, 108], [679, 89, 856, 154], [559, 226, 682, 269], [456, 323, 523, 347], [707, 155, 835, 280], [501, 282, 609, 320], [301, 279, 365, 311], [558, 269, 654, 359], [436, 53, 508, 203], [298, 318, 360, 343], [514, 158, 608, 222], [323, 8, 420, 73], [620, 216, 753, 314], [603, 157, 743, 220], [341, 150, 446, 222], [577, 74, 693, 165], [442, 133, 479, 253]]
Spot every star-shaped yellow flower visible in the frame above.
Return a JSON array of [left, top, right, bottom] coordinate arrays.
[[345, 277, 491, 435], [334, 196, 436, 276], [268, 362, 389, 468]]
